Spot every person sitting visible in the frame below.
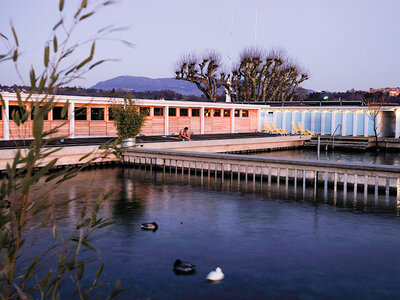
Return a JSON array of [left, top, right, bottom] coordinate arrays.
[[179, 127, 191, 141]]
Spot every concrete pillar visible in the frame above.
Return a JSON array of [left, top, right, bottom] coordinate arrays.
[[200, 107, 205, 134], [396, 109, 400, 138], [273, 109, 277, 125], [301, 110, 305, 127], [311, 110, 315, 132], [3, 98, 9, 140], [231, 108, 235, 133], [257, 109, 261, 132], [165, 105, 169, 135], [342, 110, 347, 136], [331, 111, 335, 135], [353, 111, 357, 136], [321, 111, 325, 135], [69, 101, 75, 138]]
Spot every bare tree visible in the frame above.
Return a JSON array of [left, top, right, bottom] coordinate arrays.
[[226, 48, 308, 102], [174, 48, 308, 103], [366, 96, 385, 150], [175, 51, 226, 102]]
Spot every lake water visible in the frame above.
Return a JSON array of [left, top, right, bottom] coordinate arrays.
[[251, 149, 400, 166], [25, 166, 400, 299]]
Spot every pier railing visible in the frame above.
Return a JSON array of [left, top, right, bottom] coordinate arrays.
[[123, 148, 400, 201]]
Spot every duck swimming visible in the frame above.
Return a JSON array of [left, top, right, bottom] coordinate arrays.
[[141, 222, 158, 231], [173, 259, 196, 274], [206, 267, 224, 281]]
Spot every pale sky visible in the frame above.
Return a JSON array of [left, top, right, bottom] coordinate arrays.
[[1, 0, 400, 92]]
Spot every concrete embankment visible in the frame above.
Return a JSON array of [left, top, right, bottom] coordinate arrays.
[[0, 145, 118, 171], [139, 135, 311, 153], [0, 135, 311, 171], [304, 136, 400, 150]]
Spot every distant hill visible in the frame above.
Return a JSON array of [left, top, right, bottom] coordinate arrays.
[[92, 76, 203, 96]]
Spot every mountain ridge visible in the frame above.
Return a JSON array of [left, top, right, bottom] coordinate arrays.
[[92, 76, 204, 96], [92, 75, 314, 96]]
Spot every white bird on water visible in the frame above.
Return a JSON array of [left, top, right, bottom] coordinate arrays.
[[206, 267, 224, 281]]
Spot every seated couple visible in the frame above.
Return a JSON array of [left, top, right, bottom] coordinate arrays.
[[179, 127, 191, 141]]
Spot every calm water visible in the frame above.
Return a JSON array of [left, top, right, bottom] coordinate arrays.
[[252, 149, 400, 166], [26, 167, 400, 299]]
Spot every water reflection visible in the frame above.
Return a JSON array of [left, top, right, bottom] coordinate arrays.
[[26, 166, 400, 299], [112, 165, 400, 215]]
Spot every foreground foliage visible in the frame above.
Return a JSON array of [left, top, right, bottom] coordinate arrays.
[[0, 0, 130, 298]]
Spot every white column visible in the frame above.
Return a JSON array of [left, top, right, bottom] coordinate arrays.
[[311, 110, 315, 132], [377, 111, 383, 137], [353, 111, 357, 136], [342, 111, 347, 136], [257, 109, 261, 132], [3, 98, 9, 140], [273, 109, 277, 125], [364, 112, 369, 137], [292, 110, 296, 131], [331, 111, 335, 135], [69, 101, 75, 138], [321, 111, 325, 135], [301, 110, 305, 127], [231, 108, 235, 133], [164, 105, 169, 135], [395, 109, 400, 138], [200, 107, 205, 134], [282, 110, 286, 131]]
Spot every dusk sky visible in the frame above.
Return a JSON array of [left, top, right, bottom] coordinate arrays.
[[1, 0, 400, 92]]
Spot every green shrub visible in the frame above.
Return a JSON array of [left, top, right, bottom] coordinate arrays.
[[111, 98, 147, 140]]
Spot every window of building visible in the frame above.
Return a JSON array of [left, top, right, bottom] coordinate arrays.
[[140, 107, 150, 116], [9, 105, 26, 120], [224, 109, 231, 117], [213, 109, 221, 117], [91, 107, 104, 121], [204, 109, 211, 117], [242, 110, 249, 117], [234, 110, 240, 117], [75, 107, 87, 120], [52, 106, 68, 120], [154, 107, 163, 116], [180, 108, 188, 116], [108, 107, 114, 121], [169, 107, 176, 116], [31, 106, 49, 120], [191, 108, 200, 117]]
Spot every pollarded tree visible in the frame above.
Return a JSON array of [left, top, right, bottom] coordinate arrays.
[[227, 48, 309, 102], [175, 51, 226, 102]]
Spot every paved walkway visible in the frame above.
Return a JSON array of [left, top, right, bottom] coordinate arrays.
[[0, 133, 280, 149]]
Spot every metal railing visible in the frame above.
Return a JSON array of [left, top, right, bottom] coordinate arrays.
[[122, 147, 400, 205], [325, 124, 342, 151]]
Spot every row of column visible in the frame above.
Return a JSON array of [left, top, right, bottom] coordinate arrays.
[[2, 99, 77, 140], [1, 100, 254, 139], [265, 109, 400, 137], [163, 106, 240, 135]]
